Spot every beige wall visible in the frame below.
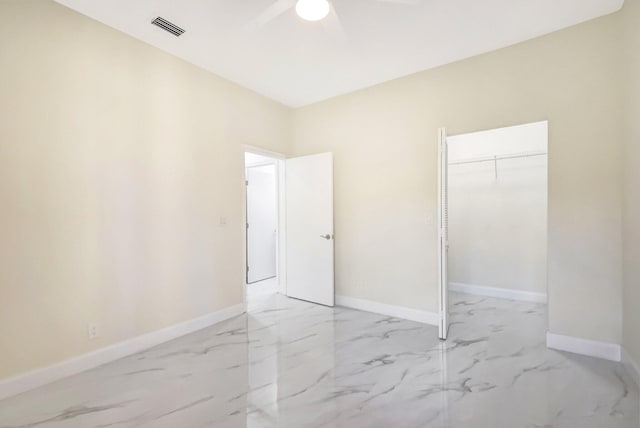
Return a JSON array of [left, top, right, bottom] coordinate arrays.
[[622, 0, 640, 366], [0, 0, 291, 380], [292, 12, 623, 344]]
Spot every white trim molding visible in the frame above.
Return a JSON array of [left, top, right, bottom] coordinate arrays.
[[241, 144, 286, 160], [622, 348, 640, 388], [546, 332, 621, 362], [0, 304, 245, 401], [336, 295, 439, 326], [449, 282, 547, 303]]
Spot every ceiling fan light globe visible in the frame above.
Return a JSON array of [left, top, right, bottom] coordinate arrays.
[[295, 0, 330, 21]]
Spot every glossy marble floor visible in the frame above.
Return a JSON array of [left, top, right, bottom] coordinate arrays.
[[0, 291, 638, 428]]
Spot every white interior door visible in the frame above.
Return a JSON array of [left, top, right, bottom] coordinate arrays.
[[438, 128, 450, 340], [246, 165, 277, 283], [286, 152, 334, 306]]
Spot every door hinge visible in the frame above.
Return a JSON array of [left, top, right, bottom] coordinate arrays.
[[247, 266, 249, 272], [245, 180, 248, 186], [246, 223, 249, 229]]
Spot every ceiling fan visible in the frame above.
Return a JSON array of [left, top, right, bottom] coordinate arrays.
[[245, 0, 422, 34]]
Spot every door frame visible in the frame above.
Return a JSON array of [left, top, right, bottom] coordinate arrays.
[[242, 145, 287, 308]]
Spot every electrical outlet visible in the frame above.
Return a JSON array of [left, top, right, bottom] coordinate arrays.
[[88, 323, 98, 340]]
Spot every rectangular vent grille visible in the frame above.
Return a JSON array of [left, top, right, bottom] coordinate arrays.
[[151, 17, 185, 37]]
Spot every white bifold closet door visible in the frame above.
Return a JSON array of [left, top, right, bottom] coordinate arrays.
[[286, 152, 334, 307], [246, 165, 277, 283], [438, 128, 450, 340]]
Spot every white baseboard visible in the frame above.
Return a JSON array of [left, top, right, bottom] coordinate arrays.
[[449, 282, 547, 303], [546, 332, 621, 362], [0, 304, 245, 401], [336, 295, 439, 326], [622, 347, 640, 388]]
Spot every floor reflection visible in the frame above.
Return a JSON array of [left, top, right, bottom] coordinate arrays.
[[0, 292, 637, 427]]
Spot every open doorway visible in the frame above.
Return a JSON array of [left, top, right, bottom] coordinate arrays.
[[242, 148, 336, 307], [439, 121, 548, 339], [244, 151, 280, 297]]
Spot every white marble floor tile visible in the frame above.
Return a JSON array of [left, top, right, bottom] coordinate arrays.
[[0, 292, 637, 427]]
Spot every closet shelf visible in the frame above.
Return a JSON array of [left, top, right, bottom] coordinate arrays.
[[448, 150, 547, 179], [448, 150, 547, 166]]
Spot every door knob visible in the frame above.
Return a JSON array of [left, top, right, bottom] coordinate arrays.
[[320, 234, 332, 240]]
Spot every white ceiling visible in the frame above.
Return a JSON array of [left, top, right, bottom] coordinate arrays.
[[54, 0, 623, 107]]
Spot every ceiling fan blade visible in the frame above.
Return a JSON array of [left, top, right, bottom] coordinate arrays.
[[244, 0, 297, 31], [321, 3, 347, 43]]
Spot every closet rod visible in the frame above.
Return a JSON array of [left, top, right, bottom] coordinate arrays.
[[448, 151, 547, 166]]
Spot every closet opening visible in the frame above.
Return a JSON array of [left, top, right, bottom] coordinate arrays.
[[440, 121, 549, 339]]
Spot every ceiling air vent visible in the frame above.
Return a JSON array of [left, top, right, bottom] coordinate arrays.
[[151, 17, 185, 37]]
